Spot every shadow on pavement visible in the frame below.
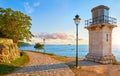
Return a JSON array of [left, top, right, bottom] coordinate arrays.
[[66, 60, 101, 67], [14, 63, 69, 73]]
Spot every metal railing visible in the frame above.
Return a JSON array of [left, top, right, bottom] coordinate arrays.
[[85, 15, 117, 26]]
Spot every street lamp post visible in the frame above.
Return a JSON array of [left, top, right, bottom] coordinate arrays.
[[43, 38, 45, 53], [73, 15, 81, 68]]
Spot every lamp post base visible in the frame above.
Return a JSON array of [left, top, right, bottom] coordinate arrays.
[[74, 66, 80, 69]]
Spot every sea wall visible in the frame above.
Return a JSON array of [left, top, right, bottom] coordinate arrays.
[[0, 38, 20, 63]]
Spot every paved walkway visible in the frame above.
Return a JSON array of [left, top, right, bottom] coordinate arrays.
[[8, 51, 74, 76]]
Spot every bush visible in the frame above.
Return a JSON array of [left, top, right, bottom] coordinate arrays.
[[34, 43, 44, 50]]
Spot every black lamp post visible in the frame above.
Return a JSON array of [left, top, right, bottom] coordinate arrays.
[[73, 14, 81, 67]]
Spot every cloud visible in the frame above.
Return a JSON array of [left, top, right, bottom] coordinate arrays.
[[112, 30, 120, 45], [24, 2, 34, 14], [33, 2, 40, 7], [34, 32, 69, 40], [24, 2, 40, 14], [31, 32, 86, 44]]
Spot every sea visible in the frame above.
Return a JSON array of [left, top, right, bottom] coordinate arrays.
[[19, 44, 120, 61]]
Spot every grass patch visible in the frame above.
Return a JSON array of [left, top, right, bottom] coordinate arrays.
[[11, 52, 29, 66], [0, 51, 29, 75], [40, 52, 55, 56], [0, 63, 17, 74]]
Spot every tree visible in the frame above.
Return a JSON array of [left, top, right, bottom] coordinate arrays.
[[0, 8, 33, 43], [34, 43, 44, 50]]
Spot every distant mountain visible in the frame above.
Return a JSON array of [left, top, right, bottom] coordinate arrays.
[[18, 42, 31, 47]]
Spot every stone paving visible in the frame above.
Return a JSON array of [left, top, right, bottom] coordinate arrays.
[[8, 51, 74, 76]]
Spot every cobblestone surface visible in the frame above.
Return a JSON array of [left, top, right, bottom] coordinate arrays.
[[8, 51, 74, 76]]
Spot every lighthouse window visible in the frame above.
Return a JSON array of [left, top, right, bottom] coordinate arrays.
[[104, 9, 109, 23], [104, 9, 109, 16], [106, 34, 108, 42]]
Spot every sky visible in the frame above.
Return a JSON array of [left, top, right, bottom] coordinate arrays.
[[0, 0, 120, 44]]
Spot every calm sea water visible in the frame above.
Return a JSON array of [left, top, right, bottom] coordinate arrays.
[[19, 44, 120, 61]]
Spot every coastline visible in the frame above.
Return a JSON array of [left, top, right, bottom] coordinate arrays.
[[19, 44, 120, 61]]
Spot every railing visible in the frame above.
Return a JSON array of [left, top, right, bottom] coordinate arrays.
[[85, 15, 117, 26]]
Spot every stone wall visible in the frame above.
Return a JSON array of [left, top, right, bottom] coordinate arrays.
[[0, 38, 20, 63]]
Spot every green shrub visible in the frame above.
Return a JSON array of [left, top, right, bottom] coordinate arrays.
[[34, 43, 44, 50]]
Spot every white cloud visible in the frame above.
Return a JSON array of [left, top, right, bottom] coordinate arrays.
[[112, 30, 120, 45], [24, 2, 34, 14], [30, 32, 86, 44], [24, 2, 40, 14], [34, 32, 74, 40]]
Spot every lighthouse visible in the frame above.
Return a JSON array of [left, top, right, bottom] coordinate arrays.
[[85, 5, 117, 64]]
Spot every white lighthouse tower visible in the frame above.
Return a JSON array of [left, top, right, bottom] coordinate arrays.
[[85, 5, 117, 64]]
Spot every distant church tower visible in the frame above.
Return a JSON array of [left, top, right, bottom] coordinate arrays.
[[85, 5, 117, 64]]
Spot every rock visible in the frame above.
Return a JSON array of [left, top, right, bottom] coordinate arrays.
[[0, 38, 20, 63]]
